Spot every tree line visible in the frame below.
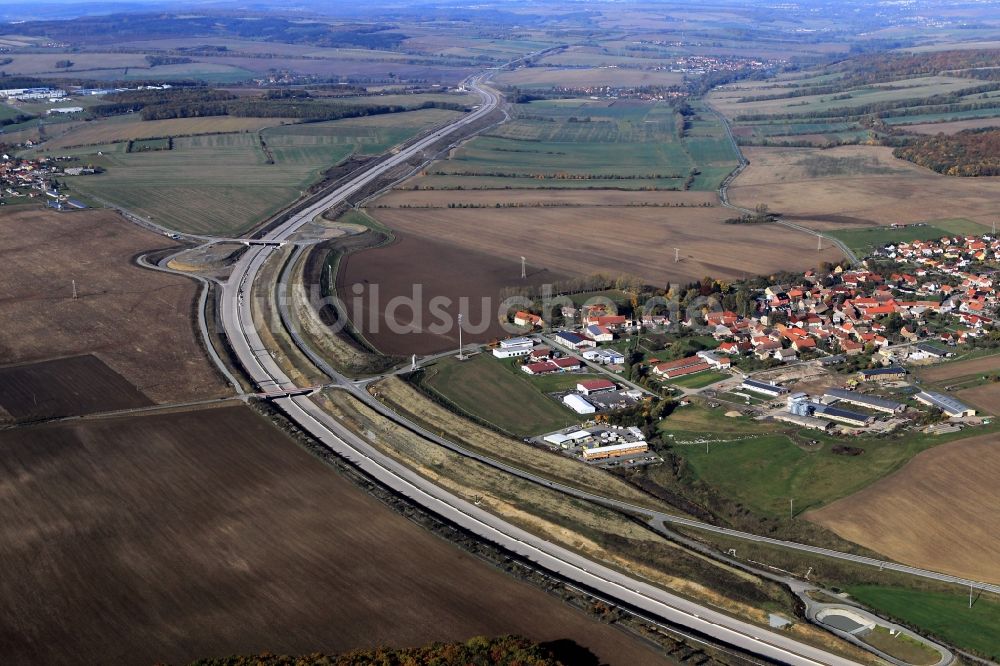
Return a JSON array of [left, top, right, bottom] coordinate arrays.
[[893, 128, 1000, 176], [91, 87, 467, 121]]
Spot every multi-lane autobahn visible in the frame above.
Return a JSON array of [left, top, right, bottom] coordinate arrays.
[[210, 74, 875, 666]]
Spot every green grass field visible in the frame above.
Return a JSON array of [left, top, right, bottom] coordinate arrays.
[[669, 370, 730, 389], [829, 218, 986, 255], [418, 98, 738, 191], [848, 586, 1000, 659], [0, 103, 25, 122], [62, 108, 461, 235], [661, 405, 999, 517], [421, 353, 601, 437]]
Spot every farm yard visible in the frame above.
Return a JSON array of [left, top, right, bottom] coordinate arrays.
[[808, 432, 1000, 585], [0, 405, 667, 666], [365, 205, 844, 288], [726, 145, 1000, 232], [0, 208, 228, 404], [59, 109, 462, 235], [913, 352, 1000, 416]]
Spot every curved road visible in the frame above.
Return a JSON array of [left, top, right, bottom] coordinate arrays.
[[705, 102, 860, 266], [215, 76, 868, 666]]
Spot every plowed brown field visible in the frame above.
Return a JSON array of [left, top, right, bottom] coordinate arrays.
[[337, 232, 568, 355], [0, 404, 668, 666], [807, 432, 1000, 584], [0, 208, 228, 403], [368, 206, 844, 286]]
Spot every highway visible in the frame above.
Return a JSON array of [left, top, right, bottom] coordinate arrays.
[[213, 73, 868, 666]]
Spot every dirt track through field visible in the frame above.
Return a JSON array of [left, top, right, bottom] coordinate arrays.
[[807, 432, 1000, 584], [0, 405, 668, 665]]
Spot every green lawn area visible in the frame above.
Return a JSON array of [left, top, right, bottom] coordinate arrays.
[[421, 353, 601, 437], [662, 406, 1000, 517], [669, 370, 730, 389], [63, 108, 460, 235], [848, 586, 1000, 659], [828, 217, 987, 256], [860, 626, 941, 666], [0, 103, 26, 121]]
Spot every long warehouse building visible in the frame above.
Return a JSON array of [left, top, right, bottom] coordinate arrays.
[[824, 388, 905, 414], [582, 441, 649, 461], [915, 391, 976, 418]]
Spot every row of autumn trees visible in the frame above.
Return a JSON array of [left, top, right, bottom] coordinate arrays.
[[177, 636, 570, 666], [91, 88, 467, 122], [893, 128, 1000, 176]]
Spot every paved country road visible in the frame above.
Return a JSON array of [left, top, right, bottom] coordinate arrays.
[[705, 102, 861, 266], [214, 73, 866, 666]]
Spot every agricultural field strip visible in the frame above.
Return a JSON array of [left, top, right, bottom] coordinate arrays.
[[707, 102, 859, 264], [212, 75, 861, 666], [66, 109, 463, 235]]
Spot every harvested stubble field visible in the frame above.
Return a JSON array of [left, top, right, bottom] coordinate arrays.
[[956, 382, 1000, 414], [60, 109, 461, 235], [0, 404, 667, 666], [0, 355, 152, 421], [375, 188, 718, 208], [337, 232, 568, 355], [807, 432, 1000, 584], [917, 353, 1000, 383], [0, 208, 227, 404], [366, 206, 844, 287], [494, 67, 685, 89], [902, 117, 1000, 134], [727, 145, 1000, 230]]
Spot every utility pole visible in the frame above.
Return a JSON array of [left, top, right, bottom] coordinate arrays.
[[790, 497, 794, 520], [521, 256, 527, 279], [817, 235, 822, 251], [970, 584, 974, 609], [674, 248, 680, 263], [71, 279, 78, 299], [457, 313, 465, 360]]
